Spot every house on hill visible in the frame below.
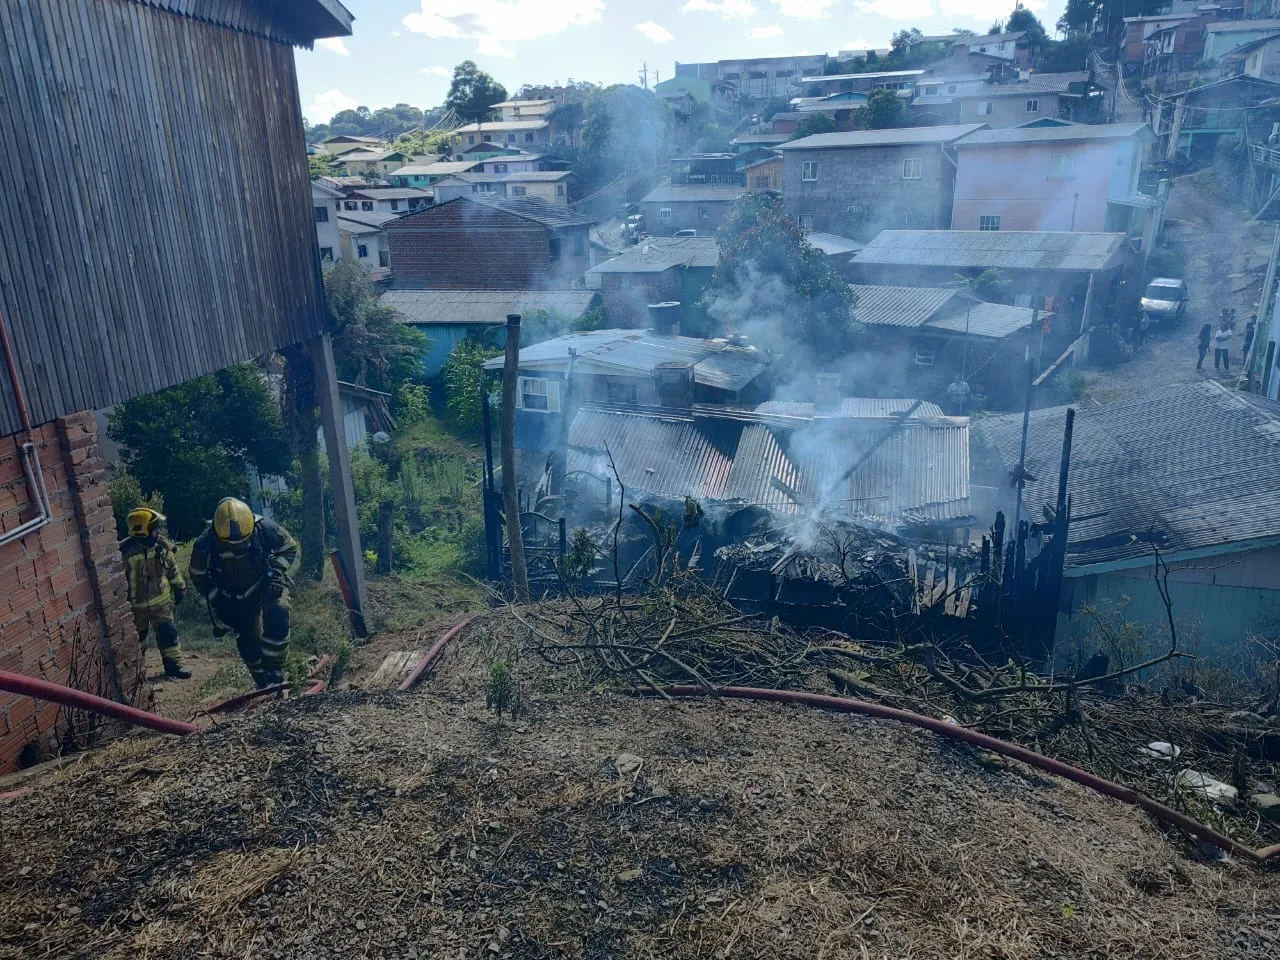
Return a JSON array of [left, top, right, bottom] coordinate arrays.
[[585, 237, 720, 333], [776, 125, 986, 239], [911, 72, 1106, 127], [973, 382, 1280, 655], [639, 184, 745, 236], [384, 197, 595, 289]]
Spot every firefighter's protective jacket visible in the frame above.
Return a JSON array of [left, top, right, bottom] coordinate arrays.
[[189, 516, 298, 602], [120, 535, 184, 611]]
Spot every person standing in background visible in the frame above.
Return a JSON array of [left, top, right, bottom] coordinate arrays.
[[1196, 323, 1211, 371], [1214, 319, 1233, 372]]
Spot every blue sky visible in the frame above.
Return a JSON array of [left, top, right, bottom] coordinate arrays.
[[296, 0, 1069, 125]]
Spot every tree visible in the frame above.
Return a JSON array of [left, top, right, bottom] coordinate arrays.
[[548, 101, 586, 149], [706, 193, 857, 360], [892, 28, 924, 52], [693, 123, 733, 154], [1040, 34, 1092, 72], [108, 366, 290, 540], [1005, 5, 1050, 48], [308, 152, 342, 178], [442, 339, 501, 433], [446, 61, 508, 124], [324, 261, 429, 396], [578, 84, 672, 182], [1057, 0, 1095, 34], [393, 129, 452, 156], [863, 88, 906, 130], [793, 112, 836, 139]]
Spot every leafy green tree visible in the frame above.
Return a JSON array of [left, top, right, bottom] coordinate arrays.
[[548, 101, 587, 149], [324, 261, 428, 395], [108, 366, 290, 539], [1057, 0, 1094, 34], [578, 85, 672, 182], [863, 88, 906, 130], [1040, 34, 1092, 72], [442, 339, 502, 433], [707, 193, 857, 357], [792, 112, 836, 139], [1005, 5, 1049, 48], [393, 129, 452, 156], [308, 152, 342, 178], [693, 123, 733, 154], [446, 61, 508, 123]]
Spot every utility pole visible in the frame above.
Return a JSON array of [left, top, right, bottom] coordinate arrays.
[[501, 314, 529, 602], [638, 62, 649, 90]]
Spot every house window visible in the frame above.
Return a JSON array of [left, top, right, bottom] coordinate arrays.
[[914, 351, 935, 366], [797, 213, 814, 230], [319, 246, 334, 261], [357, 243, 369, 258], [977, 100, 993, 116], [1025, 99, 1040, 113], [525, 133, 535, 142], [390, 199, 400, 211], [549, 237, 562, 261], [555, 184, 566, 197], [1049, 152, 1076, 177], [468, 135, 476, 144], [902, 157, 922, 180], [979, 215, 1001, 231], [517, 377, 560, 412], [573, 232, 585, 255], [314, 206, 329, 223], [659, 207, 672, 221], [947, 84, 957, 94], [379, 250, 390, 268], [698, 206, 711, 221], [507, 133, 517, 143], [361, 200, 374, 211], [607, 382, 639, 405], [902, 213, 916, 228], [493, 163, 508, 173], [753, 175, 773, 189], [801, 160, 818, 181], [344, 200, 357, 210], [923, 85, 939, 96], [511, 185, 527, 196]]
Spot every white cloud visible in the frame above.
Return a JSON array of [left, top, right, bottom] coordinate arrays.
[[636, 21, 675, 43], [841, 37, 872, 50], [769, 0, 835, 17], [420, 65, 451, 76], [852, 0, 933, 17], [681, 0, 758, 17], [937, 0, 1043, 17], [306, 89, 357, 124], [403, 0, 603, 57], [315, 37, 350, 56], [749, 23, 784, 39]]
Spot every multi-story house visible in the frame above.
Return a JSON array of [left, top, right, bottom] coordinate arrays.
[[337, 210, 397, 279], [384, 197, 595, 289], [312, 180, 344, 264], [675, 55, 829, 101], [345, 187, 434, 215], [451, 100, 561, 154], [389, 159, 483, 188], [430, 171, 577, 205], [952, 31, 1035, 67], [911, 72, 1106, 127], [950, 123, 1157, 234], [337, 149, 414, 178], [777, 124, 986, 240]]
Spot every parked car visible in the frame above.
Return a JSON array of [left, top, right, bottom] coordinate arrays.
[[672, 229, 698, 238], [1140, 277, 1189, 323]]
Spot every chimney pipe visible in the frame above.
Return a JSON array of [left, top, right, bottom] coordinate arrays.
[[648, 301, 681, 337]]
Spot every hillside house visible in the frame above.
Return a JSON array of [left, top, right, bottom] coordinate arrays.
[[431, 171, 577, 205], [973, 382, 1280, 656], [384, 197, 595, 289], [777, 124, 986, 240], [585, 237, 719, 333], [911, 72, 1106, 126], [951, 123, 1157, 234], [639, 184, 745, 236], [315, 134, 386, 157], [745, 154, 783, 191], [1222, 33, 1280, 79], [1139, 16, 1209, 91], [390, 160, 481, 189], [0, 0, 359, 773], [677, 55, 829, 102], [381, 289, 599, 375], [478, 153, 566, 174], [451, 103, 557, 153], [337, 210, 395, 279], [346, 187, 433, 215], [1123, 13, 1199, 64], [1203, 18, 1280, 63], [952, 31, 1034, 67], [312, 180, 344, 263], [798, 70, 927, 98], [338, 150, 413, 178]]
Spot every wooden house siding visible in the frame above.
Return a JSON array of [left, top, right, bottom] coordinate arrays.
[[0, 0, 328, 435]]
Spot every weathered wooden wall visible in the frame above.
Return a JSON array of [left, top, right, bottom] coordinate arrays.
[[0, 0, 328, 435]]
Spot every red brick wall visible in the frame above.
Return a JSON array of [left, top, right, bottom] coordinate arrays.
[[600, 271, 681, 328], [0, 413, 147, 774]]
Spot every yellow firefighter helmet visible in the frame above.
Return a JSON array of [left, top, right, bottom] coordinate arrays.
[[212, 498, 256, 545], [127, 507, 165, 538]]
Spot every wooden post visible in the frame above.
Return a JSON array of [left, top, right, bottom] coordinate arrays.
[[310, 332, 368, 634], [501, 315, 529, 602], [376, 500, 394, 575]]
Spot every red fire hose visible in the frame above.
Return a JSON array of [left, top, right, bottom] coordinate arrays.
[[398, 617, 474, 691], [0, 669, 198, 736], [646, 685, 1280, 865], [202, 654, 335, 716]]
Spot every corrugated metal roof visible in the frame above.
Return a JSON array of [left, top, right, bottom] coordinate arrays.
[[972, 381, 1280, 568], [394, 160, 480, 177], [452, 119, 551, 132], [807, 232, 864, 256], [1205, 17, 1280, 32], [694, 351, 770, 392], [567, 410, 739, 501], [586, 237, 720, 275], [850, 284, 959, 328], [337, 210, 400, 233], [776, 123, 986, 151], [641, 184, 746, 203], [382, 289, 598, 326], [472, 196, 595, 228], [956, 122, 1153, 147], [925, 301, 1042, 339], [755, 399, 946, 418], [731, 133, 792, 144], [854, 230, 1127, 272], [349, 187, 433, 200]]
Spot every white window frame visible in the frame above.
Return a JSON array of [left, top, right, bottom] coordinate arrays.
[[977, 100, 993, 116], [658, 207, 672, 221], [510, 185, 527, 197], [902, 157, 922, 180], [979, 215, 1001, 231], [914, 351, 935, 367], [1049, 152, 1076, 178], [797, 213, 814, 230], [516, 377, 561, 413], [801, 160, 818, 182], [1025, 98, 1040, 113]]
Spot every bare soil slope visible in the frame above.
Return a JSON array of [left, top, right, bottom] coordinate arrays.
[[2, 687, 1276, 960]]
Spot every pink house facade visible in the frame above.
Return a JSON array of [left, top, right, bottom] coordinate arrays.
[[950, 123, 1157, 234]]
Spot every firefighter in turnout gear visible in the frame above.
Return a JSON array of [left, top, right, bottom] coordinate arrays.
[[120, 507, 191, 680], [188, 498, 299, 689]]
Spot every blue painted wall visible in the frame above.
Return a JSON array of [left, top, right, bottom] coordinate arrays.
[[411, 322, 506, 376]]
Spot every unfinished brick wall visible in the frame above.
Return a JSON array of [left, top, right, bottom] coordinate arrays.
[[0, 412, 147, 774]]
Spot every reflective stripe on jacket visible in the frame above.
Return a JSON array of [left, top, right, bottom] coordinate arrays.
[[120, 536, 185, 611]]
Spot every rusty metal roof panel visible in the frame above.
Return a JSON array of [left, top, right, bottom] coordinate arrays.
[[850, 284, 960, 328]]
